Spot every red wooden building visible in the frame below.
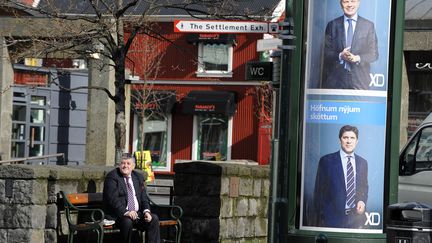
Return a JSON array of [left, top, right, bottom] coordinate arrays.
[[126, 19, 277, 174]]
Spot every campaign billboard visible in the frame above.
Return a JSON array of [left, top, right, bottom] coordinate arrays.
[[299, 0, 392, 233]]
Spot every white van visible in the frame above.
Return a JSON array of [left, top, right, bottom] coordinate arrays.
[[399, 112, 432, 205]]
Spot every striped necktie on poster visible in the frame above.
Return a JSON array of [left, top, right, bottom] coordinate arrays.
[[345, 18, 354, 71], [125, 177, 136, 211], [346, 156, 356, 208]]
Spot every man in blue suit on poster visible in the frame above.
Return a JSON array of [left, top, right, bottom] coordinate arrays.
[[313, 125, 368, 228], [321, 0, 378, 90]]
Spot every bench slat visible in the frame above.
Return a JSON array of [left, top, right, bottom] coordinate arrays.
[[67, 193, 103, 205]]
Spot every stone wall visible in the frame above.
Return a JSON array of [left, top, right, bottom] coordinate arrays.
[[174, 161, 270, 243], [0, 164, 113, 243], [0, 162, 270, 243]]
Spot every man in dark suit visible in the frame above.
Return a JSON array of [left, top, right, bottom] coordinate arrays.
[[313, 125, 368, 228], [103, 153, 160, 243], [321, 0, 378, 90]]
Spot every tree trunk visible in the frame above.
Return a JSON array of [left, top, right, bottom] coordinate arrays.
[[114, 55, 127, 165]]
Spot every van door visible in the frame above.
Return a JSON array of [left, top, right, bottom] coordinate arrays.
[[399, 125, 432, 205]]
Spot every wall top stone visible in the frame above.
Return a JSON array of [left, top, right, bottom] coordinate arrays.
[[174, 161, 269, 178], [0, 164, 115, 180]]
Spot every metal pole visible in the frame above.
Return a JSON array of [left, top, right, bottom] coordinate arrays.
[[268, 0, 296, 242]]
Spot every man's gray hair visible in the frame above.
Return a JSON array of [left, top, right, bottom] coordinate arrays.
[[121, 153, 136, 164]]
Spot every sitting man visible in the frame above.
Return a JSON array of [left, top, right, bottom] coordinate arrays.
[[103, 153, 160, 243]]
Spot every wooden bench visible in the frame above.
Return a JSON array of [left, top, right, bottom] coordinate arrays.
[[59, 190, 182, 243]]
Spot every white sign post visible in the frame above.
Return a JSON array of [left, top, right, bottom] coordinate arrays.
[[174, 20, 279, 34]]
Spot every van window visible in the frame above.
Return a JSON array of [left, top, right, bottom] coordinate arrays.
[[403, 126, 432, 174]]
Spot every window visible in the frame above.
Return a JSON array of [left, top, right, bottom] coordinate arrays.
[[401, 126, 432, 174], [192, 115, 233, 161], [197, 43, 233, 78], [405, 51, 432, 137], [133, 113, 172, 172]]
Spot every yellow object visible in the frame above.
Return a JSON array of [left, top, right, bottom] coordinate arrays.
[[134, 151, 155, 182]]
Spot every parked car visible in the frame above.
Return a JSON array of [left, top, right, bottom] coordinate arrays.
[[399, 112, 432, 206]]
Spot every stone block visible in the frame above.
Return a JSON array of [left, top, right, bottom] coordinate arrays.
[[11, 179, 47, 205], [225, 165, 240, 175], [234, 217, 252, 238], [262, 180, 270, 198], [0, 229, 6, 243], [174, 174, 221, 196], [239, 178, 253, 196], [404, 32, 432, 50], [238, 166, 252, 177], [175, 196, 221, 217], [0, 180, 4, 204], [249, 198, 258, 216], [7, 229, 44, 243], [45, 204, 57, 229], [45, 229, 57, 243], [253, 180, 262, 197], [0, 165, 50, 179], [55, 180, 80, 195], [0, 205, 4, 227], [220, 197, 233, 218], [235, 198, 248, 217], [47, 180, 57, 203], [259, 199, 268, 217], [48, 166, 83, 180], [254, 217, 268, 237], [174, 162, 222, 175], [219, 218, 236, 239], [4, 205, 46, 229], [190, 218, 220, 241], [221, 177, 229, 196]]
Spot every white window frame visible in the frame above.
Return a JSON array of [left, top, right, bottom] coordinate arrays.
[[191, 115, 233, 161], [132, 113, 172, 172], [196, 43, 233, 78]]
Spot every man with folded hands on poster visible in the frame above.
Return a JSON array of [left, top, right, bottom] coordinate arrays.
[[103, 153, 160, 243], [321, 0, 378, 90], [313, 125, 368, 228]]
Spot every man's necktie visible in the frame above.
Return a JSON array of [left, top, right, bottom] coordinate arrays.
[[126, 177, 136, 211], [346, 156, 356, 208], [345, 19, 354, 71]]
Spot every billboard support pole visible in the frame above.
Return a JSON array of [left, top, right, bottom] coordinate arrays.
[[268, 0, 298, 242]]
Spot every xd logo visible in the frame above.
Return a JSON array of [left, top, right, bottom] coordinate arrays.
[[365, 212, 380, 226]]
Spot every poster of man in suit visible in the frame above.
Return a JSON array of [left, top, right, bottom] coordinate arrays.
[[300, 0, 392, 233], [305, 0, 390, 91]]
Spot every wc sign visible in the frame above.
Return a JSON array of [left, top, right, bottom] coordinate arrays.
[[245, 61, 273, 81]]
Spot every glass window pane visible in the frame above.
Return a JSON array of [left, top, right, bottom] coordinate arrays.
[[30, 109, 45, 123], [198, 116, 228, 161], [137, 115, 169, 167], [202, 44, 229, 71], [415, 127, 432, 170], [11, 123, 26, 140], [31, 96, 46, 106], [29, 144, 44, 157], [13, 105, 26, 121], [31, 126, 45, 142], [11, 142, 25, 157]]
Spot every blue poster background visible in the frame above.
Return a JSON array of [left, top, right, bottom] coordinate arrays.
[[301, 94, 386, 231], [306, 0, 391, 90]]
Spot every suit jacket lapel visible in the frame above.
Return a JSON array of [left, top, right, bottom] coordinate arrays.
[[337, 16, 346, 48], [334, 152, 346, 192]]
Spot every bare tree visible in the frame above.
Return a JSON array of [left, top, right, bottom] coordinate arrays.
[[1, 0, 277, 163]]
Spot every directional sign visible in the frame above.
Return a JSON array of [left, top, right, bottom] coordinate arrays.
[[174, 20, 279, 34]]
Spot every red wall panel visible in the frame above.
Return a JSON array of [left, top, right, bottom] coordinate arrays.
[[126, 23, 262, 82]]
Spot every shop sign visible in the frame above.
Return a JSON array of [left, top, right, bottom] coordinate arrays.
[[245, 62, 273, 81], [409, 62, 432, 72]]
